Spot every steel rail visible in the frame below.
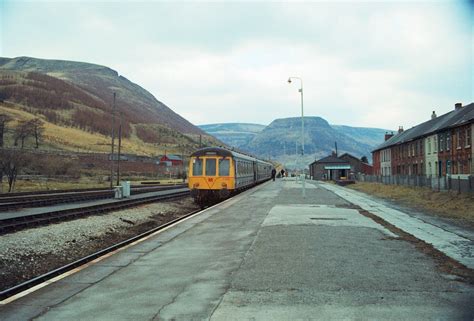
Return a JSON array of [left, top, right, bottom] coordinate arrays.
[[0, 185, 187, 210], [0, 207, 202, 301], [0, 184, 186, 199], [0, 189, 190, 234]]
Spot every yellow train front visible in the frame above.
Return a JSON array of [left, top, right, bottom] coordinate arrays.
[[188, 147, 273, 207]]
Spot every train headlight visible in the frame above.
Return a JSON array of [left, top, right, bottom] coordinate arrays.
[[193, 183, 200, 188], [221, 183, 227, 188]]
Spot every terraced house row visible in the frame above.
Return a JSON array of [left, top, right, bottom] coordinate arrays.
[[372, 103, 473, 178]]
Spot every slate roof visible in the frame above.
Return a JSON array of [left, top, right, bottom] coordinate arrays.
[[373, 103, 474, 152], [310, 155, 349, 166], [339, 153, 360, 161]]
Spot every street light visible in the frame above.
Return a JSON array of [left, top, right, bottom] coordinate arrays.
[[288, 77, 305, 198]]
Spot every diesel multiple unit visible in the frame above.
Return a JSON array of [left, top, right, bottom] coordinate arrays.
[[188, 147, 273, 207]]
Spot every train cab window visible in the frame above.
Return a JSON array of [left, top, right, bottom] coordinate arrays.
[[205, 158, 216, 176], [219, 159, 230, 176], [192, 158, 203, 176]]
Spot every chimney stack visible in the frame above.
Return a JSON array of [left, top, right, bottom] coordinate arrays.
[[455, 103, 462, 110], [384, 132, 394, 141], [398, 126, 404, 134], [431, 111, 437, 119]]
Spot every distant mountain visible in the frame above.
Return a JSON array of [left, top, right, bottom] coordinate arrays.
[[199, 118, 390, 169], [0, 56, 219, 154], [248, 116, 375, 157], [199, 123, 265, 148], [331, 125, 392, 147]]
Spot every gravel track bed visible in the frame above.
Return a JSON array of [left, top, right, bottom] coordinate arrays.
[[0, 197, 199, 291]]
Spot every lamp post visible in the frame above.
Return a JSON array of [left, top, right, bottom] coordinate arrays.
[[288, 77, 305, 198]]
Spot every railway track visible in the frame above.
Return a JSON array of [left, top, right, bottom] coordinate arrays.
[[0, 207, 202, 301], [0, 184, 187, 211], [0, 188, 190, 235]]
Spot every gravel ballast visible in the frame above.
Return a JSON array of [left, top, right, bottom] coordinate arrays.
[[0, 197, 199, 291]]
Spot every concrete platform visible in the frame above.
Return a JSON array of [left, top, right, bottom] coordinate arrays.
[[0, 188, 189, 220], [1, 178, 473, 320]]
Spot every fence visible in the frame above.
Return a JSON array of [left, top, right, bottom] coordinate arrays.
[[356, 174, 474, 194]]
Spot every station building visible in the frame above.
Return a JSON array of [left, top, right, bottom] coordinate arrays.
[[309, 153, 373, 180]]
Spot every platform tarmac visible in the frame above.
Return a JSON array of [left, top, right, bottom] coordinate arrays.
[[1, 178, 473, 320]]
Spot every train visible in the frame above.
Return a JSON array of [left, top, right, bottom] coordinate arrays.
[[188, 147, 273, 207]]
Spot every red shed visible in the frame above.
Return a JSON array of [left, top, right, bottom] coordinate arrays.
[[159, 154, 183, 166]]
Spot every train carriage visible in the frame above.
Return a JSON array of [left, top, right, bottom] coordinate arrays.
[[188, 147, 272, 207]]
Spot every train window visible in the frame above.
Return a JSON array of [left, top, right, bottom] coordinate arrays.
[[192, 158, 203, 176], [219, 159, 230, 176], [205, 158, 216, 176]]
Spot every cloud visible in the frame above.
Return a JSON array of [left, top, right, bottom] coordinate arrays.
[[1, 0, 472, 130]]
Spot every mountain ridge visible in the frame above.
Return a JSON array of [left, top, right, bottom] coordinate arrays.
[[199, 119, 391, 168], [0, 56, 219, 155], [0, 56, 206, 136]]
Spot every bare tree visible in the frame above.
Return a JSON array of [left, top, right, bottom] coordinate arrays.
[[29, 118, 45, 148], [0, 114, 12, 193], [0, 113, 12, 147], [0, 149, 30, 192], [13, 120, 34, 149]]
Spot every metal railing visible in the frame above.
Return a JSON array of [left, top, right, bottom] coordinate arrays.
[[356, 174, 474, 194]]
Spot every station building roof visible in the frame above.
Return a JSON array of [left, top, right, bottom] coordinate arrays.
[[310, 155, 349, 166]]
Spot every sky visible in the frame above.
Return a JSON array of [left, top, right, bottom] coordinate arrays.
[[1, 0, 473, 130]]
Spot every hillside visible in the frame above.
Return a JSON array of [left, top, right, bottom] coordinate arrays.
[[331, 125, 392, 147], [0, 56, 220, 155], [248, 116, 374, 157], [199, 123, 265, 148]]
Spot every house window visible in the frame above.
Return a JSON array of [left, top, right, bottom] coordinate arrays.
[[447, 134, 450, 151], [456, 129, 461, 149], [433, 136, 437, 153], [427, 138, 431, 154], [466, 128, 471, 147], [428, 162, 432, 176]]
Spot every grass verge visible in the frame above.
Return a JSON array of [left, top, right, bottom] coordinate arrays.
[[347, 182, 474, 226]]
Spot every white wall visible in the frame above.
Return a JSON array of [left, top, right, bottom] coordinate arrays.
[[425, 134, 438, 177], [380, 148, 391, 176]]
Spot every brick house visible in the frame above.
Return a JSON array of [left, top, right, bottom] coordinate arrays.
[[372, 103, 473, 177], [339, 153, 373, 175]]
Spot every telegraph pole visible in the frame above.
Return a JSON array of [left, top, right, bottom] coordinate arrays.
[[110, 92, 116, 189], [116, 112, 122, 186]]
